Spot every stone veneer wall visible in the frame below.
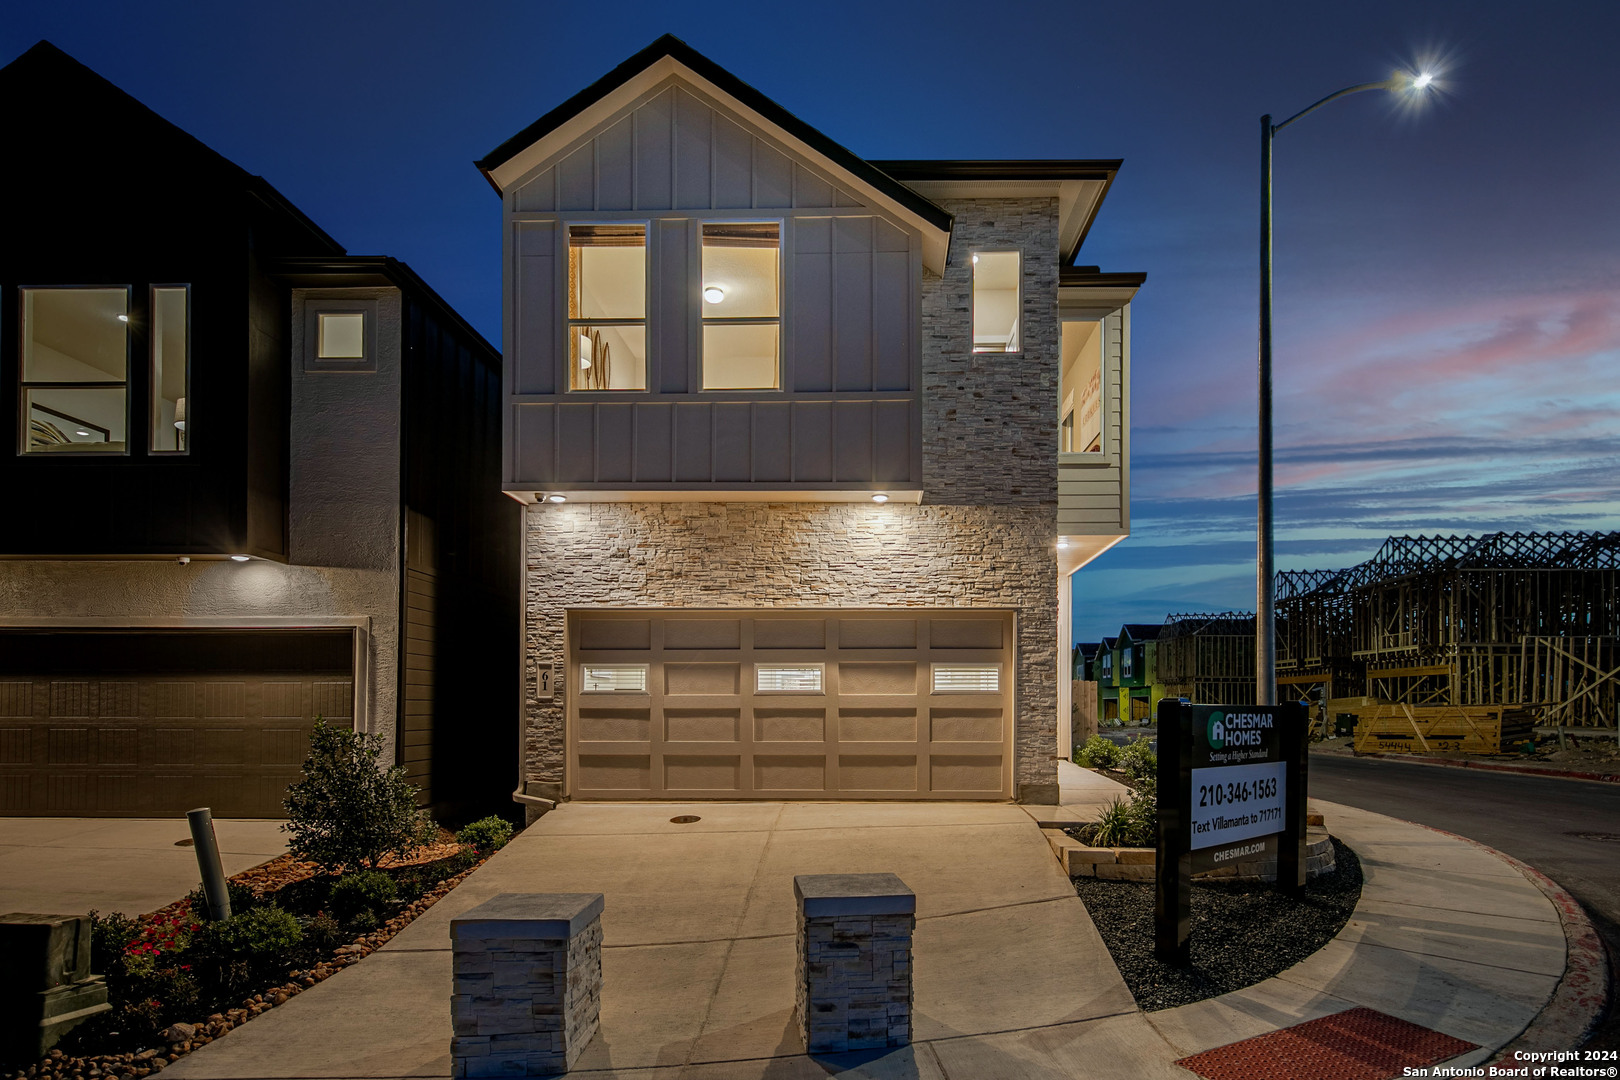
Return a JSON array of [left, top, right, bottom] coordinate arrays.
[[522, 501, 1058, 802], [521, 196, 1064, 804]]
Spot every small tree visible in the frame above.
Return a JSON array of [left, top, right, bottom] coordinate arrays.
[[283, 718, 422, 873]]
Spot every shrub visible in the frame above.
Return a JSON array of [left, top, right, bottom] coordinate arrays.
[[456, 816, 515, 856], [283, 717, 423, 872], [185, 880, 260, 920], [193, 905, 304, 999], [328, 870, 398, 929], [1076, 734, 1119, 770], [1118, 736, 1158, 781], [1089, 798, 1138, 847], [299, 911, 345, 960]]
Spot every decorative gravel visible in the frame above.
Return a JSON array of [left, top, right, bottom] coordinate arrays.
[[1072, 837, 1362, 1012]]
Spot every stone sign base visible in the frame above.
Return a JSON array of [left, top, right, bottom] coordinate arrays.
[[794, 873, 915, 1054]]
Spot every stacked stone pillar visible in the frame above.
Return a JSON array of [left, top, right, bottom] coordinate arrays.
[[449, 893, 603, 1077], [793, 873, 915, 1053]]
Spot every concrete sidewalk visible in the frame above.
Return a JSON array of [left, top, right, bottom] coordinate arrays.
[[162, 792, 1566, 1079], [0, 817, 288, 917]]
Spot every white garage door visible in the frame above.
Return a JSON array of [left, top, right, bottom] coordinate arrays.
[[567, 610, 1014, 800]]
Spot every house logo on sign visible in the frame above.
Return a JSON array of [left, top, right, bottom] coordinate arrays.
[[1206, 712, 1226, 750]]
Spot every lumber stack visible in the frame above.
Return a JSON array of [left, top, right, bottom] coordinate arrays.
[[1352, 703, 1532, 755]]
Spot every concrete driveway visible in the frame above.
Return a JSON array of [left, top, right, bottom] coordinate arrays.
[[0, 817, 288, 917], [166, 799, 1170, 1079]]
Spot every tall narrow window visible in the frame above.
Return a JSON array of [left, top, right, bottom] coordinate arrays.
[[702, 222, 780, 390], [151, 287, 189, 452], [971, 251, 1020, 353], [568, 224, 647, 390], [20, 287, 129, 454], [1060, 319, 1103, 453]]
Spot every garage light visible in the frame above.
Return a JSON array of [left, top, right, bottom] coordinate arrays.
[[546, 494, 567, 504], [230, 554, 250, 562], [871, 493, 889, 503]]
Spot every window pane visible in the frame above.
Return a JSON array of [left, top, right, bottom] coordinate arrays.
[[971, 251, 1020, 353], [702, 223, 780, 318], [932, 664, 1000, 693], [26, 388, 126, 453], [569, 325, 647, 390], [756, 665, 823, 693], [702, 324, 780, 390], [21, 288, 128, 383], [1060, 320, 1103, 452], [570, 225, 646, 319], [152, 287, 188, 451], [582, 665, 648, 693], [318, 312, 366, 359]]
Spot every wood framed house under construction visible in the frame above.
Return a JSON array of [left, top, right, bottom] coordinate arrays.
[[1155, 612, 1257, 708]]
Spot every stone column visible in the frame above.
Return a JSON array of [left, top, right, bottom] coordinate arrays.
[[0, 913, 110, 1062], [794, 873, 915, 1053], [449, 893, 603, 1077]]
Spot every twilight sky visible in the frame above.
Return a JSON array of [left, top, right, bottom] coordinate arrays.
[[8, 1, 1617, 642]]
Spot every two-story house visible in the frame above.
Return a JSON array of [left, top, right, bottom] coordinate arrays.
[[482, 36, 1140, 811], [0, 43, 518, 820]]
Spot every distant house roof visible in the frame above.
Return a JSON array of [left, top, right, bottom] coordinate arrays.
[[1100, 637, 1117, 650], [0, 41, 344, 257], [1119, 623, 1163, 642]]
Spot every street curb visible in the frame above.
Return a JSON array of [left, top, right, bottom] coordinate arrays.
[[1415, 823, 1611, 1055], [1340, 751, 1620, 786]]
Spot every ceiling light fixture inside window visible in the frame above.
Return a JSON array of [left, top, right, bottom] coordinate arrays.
[[703, 286, 725, 304], [75, 430, 91, 437]]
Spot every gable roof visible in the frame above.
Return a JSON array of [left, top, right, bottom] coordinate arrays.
[[0, 41, 343, 256], [478, 34, 956, 271], [1119, 623, 1163, 642]]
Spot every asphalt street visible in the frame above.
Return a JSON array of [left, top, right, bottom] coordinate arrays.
[[1310, 754, 1620, 1051]]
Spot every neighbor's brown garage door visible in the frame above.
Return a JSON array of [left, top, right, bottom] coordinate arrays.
[[568, 610, 1014, 800], [0, 630, 354, 817]]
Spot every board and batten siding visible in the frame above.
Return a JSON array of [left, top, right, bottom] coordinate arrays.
[[503, 81, 922, 492], [1057, 304, 1129, 533]]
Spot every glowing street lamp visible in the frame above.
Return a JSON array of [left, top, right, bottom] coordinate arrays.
[[1255, 69, 1435, 705]]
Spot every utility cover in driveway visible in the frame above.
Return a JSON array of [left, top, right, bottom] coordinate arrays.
[[0, 630, 354, 817], [568, 609, 1014, 799]]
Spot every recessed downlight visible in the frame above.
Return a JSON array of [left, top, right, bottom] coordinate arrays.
[[116, 314, 130, 323], [703, 286, 725, 304], [871, 493, 889, 504], [230, 554, 251, 562], [971, 254, 979, 265], [546, 494, 567, 504], [1056, 539, 1071, 550]]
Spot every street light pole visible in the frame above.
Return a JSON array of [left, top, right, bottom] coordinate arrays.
[[1255, 73, 1433, 706]]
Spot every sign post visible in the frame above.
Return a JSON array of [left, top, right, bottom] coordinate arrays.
[[1155, 699, 1308, 964]]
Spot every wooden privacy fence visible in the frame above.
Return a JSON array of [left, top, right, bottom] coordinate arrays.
[[1351, 703, 1535, 755]]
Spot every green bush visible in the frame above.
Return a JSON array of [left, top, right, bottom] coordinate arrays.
[[193, 905, 303, 999], [1075, 734, 1119, 770], [300, 911, 345, 959], [283, 717, 423, 872], [185, 880, 260, 919], [456, 816, 515, 856], [328, 870, 398, 928], [1118, 736, 1158, 781]]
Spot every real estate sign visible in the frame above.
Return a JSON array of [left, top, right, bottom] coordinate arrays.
[[1154, 700, 1308, 965]]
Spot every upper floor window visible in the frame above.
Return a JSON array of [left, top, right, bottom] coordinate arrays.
[[150, 286, 189, 453], [20, 287, 130, 454], [971, 250, 1020, 353], [568, 224, 647, 391], [702, 222, 780, 390], [1060, 318, 1104, 453], [1121, 648, 1135, 680]]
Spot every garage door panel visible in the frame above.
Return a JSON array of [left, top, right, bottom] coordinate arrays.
[[570, 610, 1012, 800], [0, 630, 355, 817], [664, 709, 740, 742]]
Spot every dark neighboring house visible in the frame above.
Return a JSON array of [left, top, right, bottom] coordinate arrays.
[[0, 43, 517, 821]]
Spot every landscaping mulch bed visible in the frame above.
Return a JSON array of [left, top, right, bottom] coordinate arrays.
[[3, 845, 492, 1080], [1073, 836, 1363, 1012]]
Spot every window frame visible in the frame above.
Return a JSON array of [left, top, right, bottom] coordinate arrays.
[[148, 283, 192, 455], [930, 662, 1002, 695], [304, 299, 379, 374], [754, 663, 825, 695], [699, 217, 784, 392], [579, 663, 651, 694], [970, 248, 1022, 355], [1059, 316, 1107, 456], [17, 283, 133, 458], [564, 220, 651, 394]]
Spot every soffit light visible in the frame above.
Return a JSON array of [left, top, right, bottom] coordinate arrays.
[[230, 554, 250, 562], [1056, 540, 1071, 550], [971, 254, 979, 264], [546, 494, 567, 504], [871, 493, 889, 503], [116, 314, 129, 322], [703, 286, 725, 304]]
